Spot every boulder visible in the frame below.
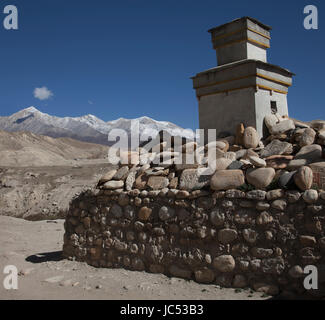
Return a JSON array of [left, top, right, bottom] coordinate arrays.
[[99, 169, 117, 184], [246, 168, 275, 189], [135, 173, 148, 190], [147, 176, 169, 190], [299, 128, 316, 147], [253, 283, 279, 296], [288, 266, 304, 278], [264, 114, 279, 131], [179, 168, 211, 191], [249, 156, 266, 168], [243, 127, 259, 149], [113, 166, 129, 180], [169, 265, 192, 279], [102, 180, 124, 190], [194, 268, 215, 284], [138, 206, 152, 221], [295, 144, 322, 161], [210, 158, 233, 171], [278, 171, 296, 189], [224, 152, 237, 162], [294, 166, 313, 191], [125, 171, 137, 191], [205, 141, 228, 152], [213, 255, 235, 273], [302, 189, 319, 204], [210, 170, 245, 191], [159, 206, 175, 221], [265, 155, 293, 169], [233, 275, 248, 288], [260, 140, 293, 158], [269, 119, 295, 135], [288, 144, 323, 169], [218, 229, 238, 244]]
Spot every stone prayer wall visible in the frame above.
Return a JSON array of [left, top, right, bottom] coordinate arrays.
[[63, 187, 325, 298]]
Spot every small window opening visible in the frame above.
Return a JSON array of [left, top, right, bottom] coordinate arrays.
[[271, 101, 278, 114]]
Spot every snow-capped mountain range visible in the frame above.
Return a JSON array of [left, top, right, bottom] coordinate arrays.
[[0, 107, 193, 146]]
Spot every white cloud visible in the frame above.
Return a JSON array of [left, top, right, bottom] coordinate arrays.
[[88, 100, 94, 105], [33, 87, 53, 100]]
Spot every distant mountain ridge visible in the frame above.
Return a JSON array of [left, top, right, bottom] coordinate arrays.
[[0, 107, 193, 146]]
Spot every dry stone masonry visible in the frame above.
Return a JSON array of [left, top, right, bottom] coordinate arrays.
[[63, 114, 325, 298]]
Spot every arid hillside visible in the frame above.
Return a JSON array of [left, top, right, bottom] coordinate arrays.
[[0, 130, 108, 167], [0, 130, 113, 220]]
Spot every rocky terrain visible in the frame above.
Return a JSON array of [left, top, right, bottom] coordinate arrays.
[[98, 114, 325, 194], [0, 130, 113, 220]]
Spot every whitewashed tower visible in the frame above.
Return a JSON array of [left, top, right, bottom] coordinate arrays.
[[192, 17, 294, 139]]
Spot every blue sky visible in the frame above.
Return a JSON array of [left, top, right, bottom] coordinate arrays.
[[0, 0, 324, 129]]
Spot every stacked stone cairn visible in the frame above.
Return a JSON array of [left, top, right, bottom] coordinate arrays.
[[63, 114, 325, 298]]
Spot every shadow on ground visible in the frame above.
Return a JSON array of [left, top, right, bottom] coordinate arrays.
[[26, 251, 64, 263]]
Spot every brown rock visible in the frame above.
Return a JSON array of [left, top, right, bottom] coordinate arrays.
[[169, 177, 178, 189], [302, 189, 319, 203], [179, 168, 211, 191], [113, 166, 129, 180], [265, 155, 293, 169], [300, 235, 317, 247], [213, 255, 235, 273], [83, 217, 91, 229], [288, 265, 304, 278], [294, 144, 322, 162], [210, 170, 245, 191], [132, 257, 145, 271], [246, 168, 275, 189], [249, 156, 266, 167], [138, 206, 152, 221], [210, 158, 233, 171], [233, 275, 248, 288], [235, 123, 245, 145], [169, 265, 192, 279], [243, 127, 259, 149], [243, 229, 258, 244], [253, 283, 279, 296], [149, 264, 165, 274], [205, 141, 228, 152], [147, 176, 169, 190], [194, 268, 215, 284], [294, 166, 313, 191], [256, 212, 273, 225], [260, 140, 293, 158], [266, 189, 285, 200], [299, 128, 316, 147], [99, 169, 117, 184], [135, 173, 148, 190], [102, 180, 124, 190], [218, 229, 238, 244], [269, 119, 295, 135]]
